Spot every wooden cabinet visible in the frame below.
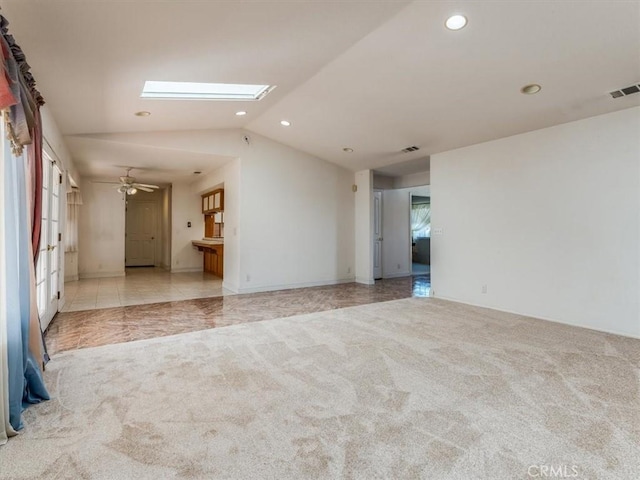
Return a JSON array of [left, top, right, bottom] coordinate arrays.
[[202, 245, 224, 277], [192, 241, 224, 278], [201, 188, 224, 213]]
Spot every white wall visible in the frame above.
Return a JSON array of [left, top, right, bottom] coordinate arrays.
[[355, 170, 374, 284], [394, 171, 430, 189], [381, 189, 410, 278], [77, 128, 356, 293], [41, 105, 78, 182], [161, 187, 171, 269], [41, 105, 80, 291], [191, 159, 241, 292], [373, 174, 395, 190], [431, 107, 640, 338], [78, 181, 126, 278], [237, 133, 355, 293], [170, 182, 204, 273]]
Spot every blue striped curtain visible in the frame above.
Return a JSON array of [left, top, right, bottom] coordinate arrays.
[[2, 128, 49, 434]]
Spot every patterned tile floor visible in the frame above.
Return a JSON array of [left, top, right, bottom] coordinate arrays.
[[62, 268, 229, 312], [46, 275, 430, 355]]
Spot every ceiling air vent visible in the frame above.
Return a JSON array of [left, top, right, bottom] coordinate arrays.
[[401, 145, 420, 153], [609, 83, 640, 99]]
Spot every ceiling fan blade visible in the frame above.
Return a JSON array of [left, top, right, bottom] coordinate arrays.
[[91, 181, 121, 184], [135, 183, 160, 189], [136, 186, 155, 192]]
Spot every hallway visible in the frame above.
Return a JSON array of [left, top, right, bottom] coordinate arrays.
[[62, 267, 230, 312]]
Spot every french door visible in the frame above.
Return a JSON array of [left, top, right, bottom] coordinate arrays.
[[36, 150, 62, 331]]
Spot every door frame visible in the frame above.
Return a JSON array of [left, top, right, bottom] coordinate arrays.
[[125, 198, 158, 267], [36, 147, 64, 330], [373, 190, 383, 280]]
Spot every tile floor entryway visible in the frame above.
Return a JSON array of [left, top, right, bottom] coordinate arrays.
[[62, 267, 231, 312], [47, 275, 431, 355]]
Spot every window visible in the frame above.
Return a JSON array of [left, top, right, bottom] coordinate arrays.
[[411, 202, 431, 239], [141, 81, 275, 101]]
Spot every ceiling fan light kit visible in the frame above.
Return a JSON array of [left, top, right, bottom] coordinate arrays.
[[115, 168, 160, 195]]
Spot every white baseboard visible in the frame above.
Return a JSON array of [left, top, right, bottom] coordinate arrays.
[[222, 280, 239, 294], [79, 271, 125, 279], [170, 267, 203, 273], [382, 271, 411, 279], [64, 274, 79, 282], [355, 276, 374, 285], [237, 277, 355, 295], [431, 293, 640, 340]]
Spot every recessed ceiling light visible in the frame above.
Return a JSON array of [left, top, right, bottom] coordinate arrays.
[[134, 111, 151, 117], [194, 171, 201, 174], [280, 120, 291, 127], [445, 14, 467, 31], [141, 81, 276, 101], [521, 83, 542, 95], [235, 111, 247, 116], [343, 148, 354, 153]]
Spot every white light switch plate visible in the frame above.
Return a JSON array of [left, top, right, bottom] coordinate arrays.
[[433, 227, 444, 235]]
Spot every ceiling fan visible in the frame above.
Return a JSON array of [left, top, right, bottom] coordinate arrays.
[[115, 168, 160, 195]]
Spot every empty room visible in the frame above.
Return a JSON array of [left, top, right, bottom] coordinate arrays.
[[0, 1, 638, 479]]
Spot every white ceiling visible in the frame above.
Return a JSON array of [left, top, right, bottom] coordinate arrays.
[[3, 0, 640, 181]]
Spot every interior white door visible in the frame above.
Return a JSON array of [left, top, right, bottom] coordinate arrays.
[[36, 154, 61, 331], [373, 190, 382, 279], [125, 201, 157, 267]]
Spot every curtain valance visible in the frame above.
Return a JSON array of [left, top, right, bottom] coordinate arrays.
[[67, 189, 83, 205], [0, 14, 44, 155]]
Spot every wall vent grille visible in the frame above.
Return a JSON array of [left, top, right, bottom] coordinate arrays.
[[401, 145, 420, 153], [609, 83, 640, 99]]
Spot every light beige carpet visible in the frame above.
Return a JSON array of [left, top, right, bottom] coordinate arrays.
[[0, 298, 638, 479]]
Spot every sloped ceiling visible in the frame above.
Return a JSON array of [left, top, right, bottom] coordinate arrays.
[[2, 0, 639, 182]]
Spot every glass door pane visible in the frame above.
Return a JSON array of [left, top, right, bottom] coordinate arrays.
[[36, 151, 61, 330]]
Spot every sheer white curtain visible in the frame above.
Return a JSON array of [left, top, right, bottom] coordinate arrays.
[[411, 203, 431, 238], [0, 125, 17, 444], [65, 188, 82, 252]]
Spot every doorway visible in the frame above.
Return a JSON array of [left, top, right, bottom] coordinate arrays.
[[410, 195, 430, 277], [36, 149, 63, 330], [373, 190, 383, 279], [125, 200, 157, 267]]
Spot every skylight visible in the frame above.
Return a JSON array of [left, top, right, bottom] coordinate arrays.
[[141, 81, 275, 101]]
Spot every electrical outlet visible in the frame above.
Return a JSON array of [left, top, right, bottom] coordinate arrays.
[[347, 267, 351, 274], [433, 227, 444, 235], [246, 274, 250, 282], [481, 284, 487, 294], [397, 263, 401, 269]]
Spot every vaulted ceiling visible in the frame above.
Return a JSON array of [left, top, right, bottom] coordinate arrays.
[[3, 0, 640, 183]]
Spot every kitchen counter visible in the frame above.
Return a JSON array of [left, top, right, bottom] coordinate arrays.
[[192, 240, 224, 277], [192, 238, 224, 247]]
